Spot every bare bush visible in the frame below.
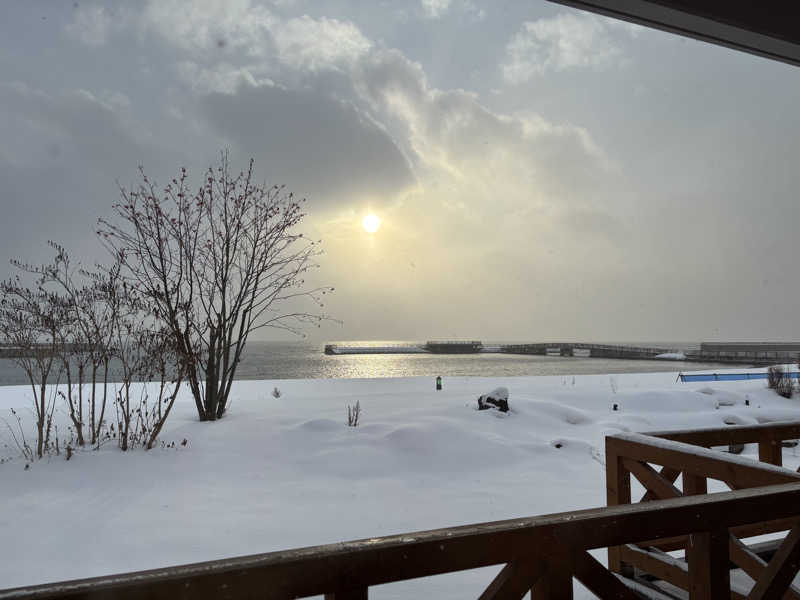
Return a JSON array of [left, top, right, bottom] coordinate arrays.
[[777, 375, 794, 399], [768, 365, 784, 389], [347, 401, 361, 427], [0, 256, 67, 458]]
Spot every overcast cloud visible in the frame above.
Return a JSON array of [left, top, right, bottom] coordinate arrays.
[[1, 1, 799, 343]]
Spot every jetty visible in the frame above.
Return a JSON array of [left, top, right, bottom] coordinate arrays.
[[324, 341, 800, 365]]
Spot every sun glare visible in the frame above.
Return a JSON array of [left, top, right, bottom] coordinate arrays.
[[362, 214, 381, 233]]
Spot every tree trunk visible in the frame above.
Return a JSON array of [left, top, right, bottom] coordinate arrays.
[[95, 357, 109, 448], [90, 363, 97, 445], [77, 363, 84, 446], [37, 377, 46, 459]]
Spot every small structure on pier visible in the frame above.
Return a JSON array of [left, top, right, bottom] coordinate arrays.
[[424, 340, 483, 353]]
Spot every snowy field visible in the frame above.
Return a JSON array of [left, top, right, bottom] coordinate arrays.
[[2, 368, 800, 598]]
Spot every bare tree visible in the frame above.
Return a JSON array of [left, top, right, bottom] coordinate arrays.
[[0, 258, 67, 458], [98, 154, 333, 421]]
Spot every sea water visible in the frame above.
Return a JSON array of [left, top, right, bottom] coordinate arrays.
[[0, 341, 729, 386]]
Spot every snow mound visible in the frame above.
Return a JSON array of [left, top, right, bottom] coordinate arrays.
[[618, 391, 717, 413], [519, 400, 594, 425], [297, 418, 341, 432], [695, 387, 742, 406], [719, 413, 759, 426]]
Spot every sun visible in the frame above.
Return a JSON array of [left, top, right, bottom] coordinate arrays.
[[362, 214, 381, 234]]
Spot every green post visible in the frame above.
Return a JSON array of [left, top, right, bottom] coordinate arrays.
[[436, 376, 442, 390]]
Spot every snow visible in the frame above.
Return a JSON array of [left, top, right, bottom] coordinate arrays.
[[2, 369, 800, 598], [655, 352, 686, 360]]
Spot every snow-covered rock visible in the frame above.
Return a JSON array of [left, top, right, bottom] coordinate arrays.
[[477, 386, 509, 412]]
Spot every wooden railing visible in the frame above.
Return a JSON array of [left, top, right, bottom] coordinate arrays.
[[3, 422, 800, 599], [607, 421, 800, 599]]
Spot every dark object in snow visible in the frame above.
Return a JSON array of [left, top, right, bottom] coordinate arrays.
[[612, 403, 619, 411], [782, 440, 798, 448], [436, 376, 442, 391], [728, 443, 745, 454], [745, 398, 750, 406], [554, 443, 563, 449], [477, 387, 509, 413]]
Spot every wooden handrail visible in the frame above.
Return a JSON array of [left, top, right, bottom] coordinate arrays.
[[606, 426, 800, 599], [647, 420, 800, 447]]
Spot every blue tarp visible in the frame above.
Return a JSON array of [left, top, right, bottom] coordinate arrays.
[[679, 372, 800, 382]]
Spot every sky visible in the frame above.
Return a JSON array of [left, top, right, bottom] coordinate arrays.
[[1, 1, 799, 344]]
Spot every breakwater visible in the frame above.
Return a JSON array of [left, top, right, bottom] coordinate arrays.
[[325, 341, 800, 365]]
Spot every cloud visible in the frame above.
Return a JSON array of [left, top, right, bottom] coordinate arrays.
[[0, 82, 145, 173], [274, 16, 372, 71], [502, 13, 633, 82], [201, 82, 415, 207], [141, 0, 278, 56], [420, 0, 452, 19], [64, 5, 114, 46]]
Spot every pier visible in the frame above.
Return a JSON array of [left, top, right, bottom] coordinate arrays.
[[324, 341, 800, 365], [324, 341, 679, 359]]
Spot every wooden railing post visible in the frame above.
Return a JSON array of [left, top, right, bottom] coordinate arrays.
[[687, 528, 730, 599], [531, 554, 573, 600], [325, 588, 368, 600], [605, 437, 632, 576], [760, 439, 783, 466]]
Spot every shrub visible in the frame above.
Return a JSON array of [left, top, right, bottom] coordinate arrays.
[[767, 365, 784, 389], [777, 375, 794, 399], [347, 401, 361, 427]]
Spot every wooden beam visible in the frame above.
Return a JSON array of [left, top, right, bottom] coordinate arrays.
[[531, 553, 573, 600], [750, 523, 800, 600], [640, 467, 681, 502], [687, 529, 730, 599], [619, 545, 688, 589], [647, 422, 800, 448], [727, 535, 800, 600], [623, 459, 682, 501], [325, 589, 367, 600], [478, 558, 544, 600], [760, 440, 784, 467], [606, 437, 632, 574], [608, 433, 800, 490], [640, 516, 799, 553], [571, 550, 640, 600], [683, 474, 707, 497]]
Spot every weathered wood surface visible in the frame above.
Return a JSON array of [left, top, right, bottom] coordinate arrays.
[[750, 524, 800, 600], [478, 557, 544, 600], [648, 421, 800, 448], [607, 426, 800, 600], [607, 434, 800, 489]]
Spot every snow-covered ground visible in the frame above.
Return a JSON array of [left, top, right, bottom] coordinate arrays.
[[2, 368, 800, 598]]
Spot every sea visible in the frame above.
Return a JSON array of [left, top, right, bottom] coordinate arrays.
[[0, 341, 730, 386]]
